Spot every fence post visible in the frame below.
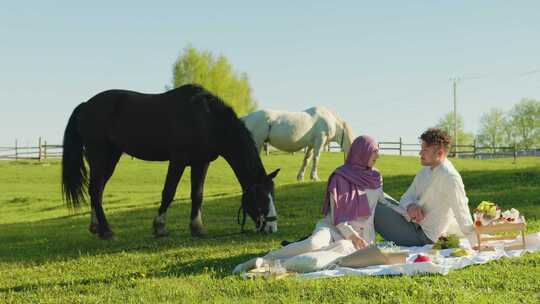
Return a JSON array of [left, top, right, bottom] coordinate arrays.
[[399, 137, 402, 156], [15, 139, 18, 160], [43, 140, 47, 160], [513, 144, 517, 164], [38, 137, 42, 161], [473, 139, 477, 159]]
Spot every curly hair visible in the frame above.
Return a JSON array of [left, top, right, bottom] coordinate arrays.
[[420, 128, 452, 151]]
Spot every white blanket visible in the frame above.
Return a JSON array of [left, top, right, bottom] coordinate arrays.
[[301, 232, 540, 279]]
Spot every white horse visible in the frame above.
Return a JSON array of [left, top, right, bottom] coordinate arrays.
[[241, 106, 354, 181]]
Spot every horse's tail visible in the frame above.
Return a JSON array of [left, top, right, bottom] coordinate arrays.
[[342, 121, 354, 146], [61, 103, 88, 210], [340, 121, 355, 159]]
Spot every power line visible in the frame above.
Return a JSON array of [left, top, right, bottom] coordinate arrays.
[[458, 68, 540, 82], [364, 67, 539, 106], [450, 78, 459, 155], [519, 69, 540, 77]]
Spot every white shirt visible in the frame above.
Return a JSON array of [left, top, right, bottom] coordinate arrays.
[[399, 158, 477, 244], [328, 187, 385, 244]]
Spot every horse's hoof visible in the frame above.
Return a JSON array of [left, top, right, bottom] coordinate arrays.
[[190, 224, 208, 237], [296, 175, 304, 181], [153, 229, 169, 238], [89, 223, 99, 234], [98, 231, 116, 240], [153, 219, 169, 238]]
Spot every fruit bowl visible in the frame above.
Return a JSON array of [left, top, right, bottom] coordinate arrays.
[[474, 201, 502, 226]]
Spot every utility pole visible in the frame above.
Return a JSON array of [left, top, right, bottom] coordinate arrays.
[[451, 78, 459, 157]]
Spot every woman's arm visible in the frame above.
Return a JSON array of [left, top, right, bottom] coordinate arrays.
[[331, 195, 369, 249]]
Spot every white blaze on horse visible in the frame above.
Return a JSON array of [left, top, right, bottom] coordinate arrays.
[[242, 106, 354, 181]]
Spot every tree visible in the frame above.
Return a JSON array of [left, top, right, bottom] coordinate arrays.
[[435, 112, 474, 153], [508, 98, 540, 149], [172, 46, 257, 116], [501, 116, 517, 147], [477, 108, 506, 151]]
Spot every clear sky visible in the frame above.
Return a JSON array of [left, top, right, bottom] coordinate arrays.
[[1, 1, 539, 149]]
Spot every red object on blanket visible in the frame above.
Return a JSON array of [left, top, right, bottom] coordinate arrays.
[[413, 254, 431, 263]]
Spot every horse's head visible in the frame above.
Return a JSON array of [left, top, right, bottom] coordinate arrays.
[[238, 169, 280, 233]]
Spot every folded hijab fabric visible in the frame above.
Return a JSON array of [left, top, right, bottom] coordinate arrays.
[[322, 135, 382, 225]]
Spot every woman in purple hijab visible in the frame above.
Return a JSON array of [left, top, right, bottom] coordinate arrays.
[[234, 135, 385, 274], [321, 135, 383, 248]]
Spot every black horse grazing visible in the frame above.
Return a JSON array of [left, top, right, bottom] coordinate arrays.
[[61, 84, 279, 240]]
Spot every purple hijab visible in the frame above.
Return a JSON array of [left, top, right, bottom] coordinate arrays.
[[322, 135, 382, 225]]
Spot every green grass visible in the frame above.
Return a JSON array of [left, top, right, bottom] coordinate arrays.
[[1, 154, 539, 303]]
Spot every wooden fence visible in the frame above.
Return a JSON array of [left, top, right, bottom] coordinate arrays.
[[329, 137, 540, 161], [1, 138, 538, 161], [0, 138, 62, 161], [375, 138, 540, 161]]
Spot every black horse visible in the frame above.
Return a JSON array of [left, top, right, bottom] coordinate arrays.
[[61, 84, 279, 240]]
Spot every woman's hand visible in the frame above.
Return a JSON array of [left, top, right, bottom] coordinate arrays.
[[348, 235, 368, 250]]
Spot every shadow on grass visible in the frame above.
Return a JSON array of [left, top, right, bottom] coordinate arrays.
[[0, 271, 157, 294], [0, 252, 261, 293], [1, 167, 539, 277], [0, 182, 330, 264], [149, 252, 267, 279]]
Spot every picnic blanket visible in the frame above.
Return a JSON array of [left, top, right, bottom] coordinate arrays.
[[301, 232, 540, 279]]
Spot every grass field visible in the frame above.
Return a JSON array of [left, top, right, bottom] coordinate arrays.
[[1, 153, 539, 303]]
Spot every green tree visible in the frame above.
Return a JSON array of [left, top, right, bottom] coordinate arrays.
[[501, 116, 517, 147], [435, 112, 474, 153], [172, 46, 257, 116], [508, 98, 540, 149], [477, 108, 506, 151]]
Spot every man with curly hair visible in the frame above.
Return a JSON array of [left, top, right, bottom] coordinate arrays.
[[374, 128, 477, 247]]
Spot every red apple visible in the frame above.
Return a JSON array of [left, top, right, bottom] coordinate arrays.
[[414, 254, 431, 263]]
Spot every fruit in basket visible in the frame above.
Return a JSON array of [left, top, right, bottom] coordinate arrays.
[[488, 206, 498, 217], [474, 201, 502, 225], [432, 234, 460, 249], [475, 201, 500, 217]]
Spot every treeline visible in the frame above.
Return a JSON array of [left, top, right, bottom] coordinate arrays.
[[436, 99, 539, 150]]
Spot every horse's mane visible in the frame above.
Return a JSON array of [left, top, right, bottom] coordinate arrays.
[[314, 106, 354, 146], [189, 85, 265, 178], [325, 107, 344, 124]]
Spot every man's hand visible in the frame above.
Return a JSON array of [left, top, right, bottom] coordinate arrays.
[[407, 203, 425, 223], [348, 235, 368, 250]]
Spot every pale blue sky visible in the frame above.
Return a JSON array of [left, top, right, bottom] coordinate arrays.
[[1, 1, 539, 148]]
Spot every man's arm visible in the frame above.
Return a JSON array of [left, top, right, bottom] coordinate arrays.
[[445, 175, 477, 245], [380, 193, 412, 221], [399, 175, 425, 222], [399, 175, 417, 209]]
